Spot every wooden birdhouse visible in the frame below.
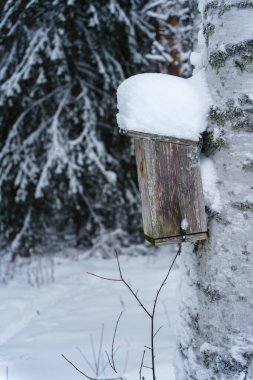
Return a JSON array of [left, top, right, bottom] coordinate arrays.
[[116, 72, 211, 245], [121, 129, 207, 245]]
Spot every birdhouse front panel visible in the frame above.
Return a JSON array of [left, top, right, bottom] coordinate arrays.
[[134, 133, 207, 245]]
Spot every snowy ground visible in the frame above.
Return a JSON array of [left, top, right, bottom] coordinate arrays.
[[0, 246, 181, 380]]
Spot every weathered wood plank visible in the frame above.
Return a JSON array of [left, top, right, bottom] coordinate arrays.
[[145, 232, 208, 246], [120, 128, 198, 146], [134, 137, 207, 245]]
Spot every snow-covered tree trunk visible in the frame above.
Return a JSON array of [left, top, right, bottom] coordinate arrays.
[[144, 0, 195, 77], [179, 1, 253, 379], [0, 1, 154, 257]]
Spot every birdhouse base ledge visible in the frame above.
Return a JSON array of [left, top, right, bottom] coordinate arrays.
[[145, 232, 208, 246]]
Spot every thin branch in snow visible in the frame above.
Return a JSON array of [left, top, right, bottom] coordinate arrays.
[[111, 312, 123, 373], [152, 244, 181, 317], [87, 245, 181, 380], [87, 252, 150, 316], [62, 354, 123, 380], [105, 350, 114, 372], [115, 250, 152, 318], [76, 347, 96, 374], [86, 272, 122, 282], [153, 326, 163, 338], [62, 354, 95, 379], [97, 324, 105, 375], [90, 333, 98, 375], [139, 350, 146, 380], [123, 351, 129, 375]]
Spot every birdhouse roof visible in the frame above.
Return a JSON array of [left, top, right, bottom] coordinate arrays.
[[116, 70, 212, 142]]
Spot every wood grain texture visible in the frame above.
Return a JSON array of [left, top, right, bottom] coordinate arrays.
[[134, 137, 207, 245], [120, 129, 198, 146]]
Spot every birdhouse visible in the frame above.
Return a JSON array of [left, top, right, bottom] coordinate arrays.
[[121, 130, 207, 245], [116, 72, 211, 245]]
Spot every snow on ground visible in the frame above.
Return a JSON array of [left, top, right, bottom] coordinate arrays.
[[0, 246, 181, 380]]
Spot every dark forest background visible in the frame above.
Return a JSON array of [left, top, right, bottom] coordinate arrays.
[[0, 0, 196, 259]]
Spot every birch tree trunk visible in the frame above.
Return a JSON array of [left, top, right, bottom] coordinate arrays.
[[179, 1, 253, 379]]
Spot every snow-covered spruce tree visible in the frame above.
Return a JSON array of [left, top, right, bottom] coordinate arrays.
[[179, 1, 253, 379], [143, 0, 196, 77], [0, 0, 153, 258]]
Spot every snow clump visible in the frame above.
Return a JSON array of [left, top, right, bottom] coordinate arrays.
[[200, 156, 222, 212], [181, 218, 189, 230], [117, 70, 212, 142]]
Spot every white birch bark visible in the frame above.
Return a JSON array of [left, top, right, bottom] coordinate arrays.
[[178, 1, 253, 379]]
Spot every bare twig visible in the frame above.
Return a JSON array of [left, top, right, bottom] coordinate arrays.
[[104, 310, 123, 376], [105, 350, 114, 371], [119, 295, 126, 311], [90, 334, 97, 375], [97, 324, 104, 374], [162, 301, 170, 328], [153, 326, 163, 339], [86, 244, 181, 380], [62, 354, 123, 380], [149, 244, 181, 380], [87, 272, 121, 282], [76, 347, 96, 374], [87, 252, 151, 317], [101, 354, 106, 377], [139, 350, 146, 380], [115, 250, 152, 318], [123, 351, 129, 374], [105, 347, 121, 373], [62, 354, 95, 379], [76, 324, 109, 377], [152, 244, 181, 316], [111, 312, 123, 372]]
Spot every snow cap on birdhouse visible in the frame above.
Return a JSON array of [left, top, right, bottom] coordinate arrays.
[[116, 71, 212, 245]]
